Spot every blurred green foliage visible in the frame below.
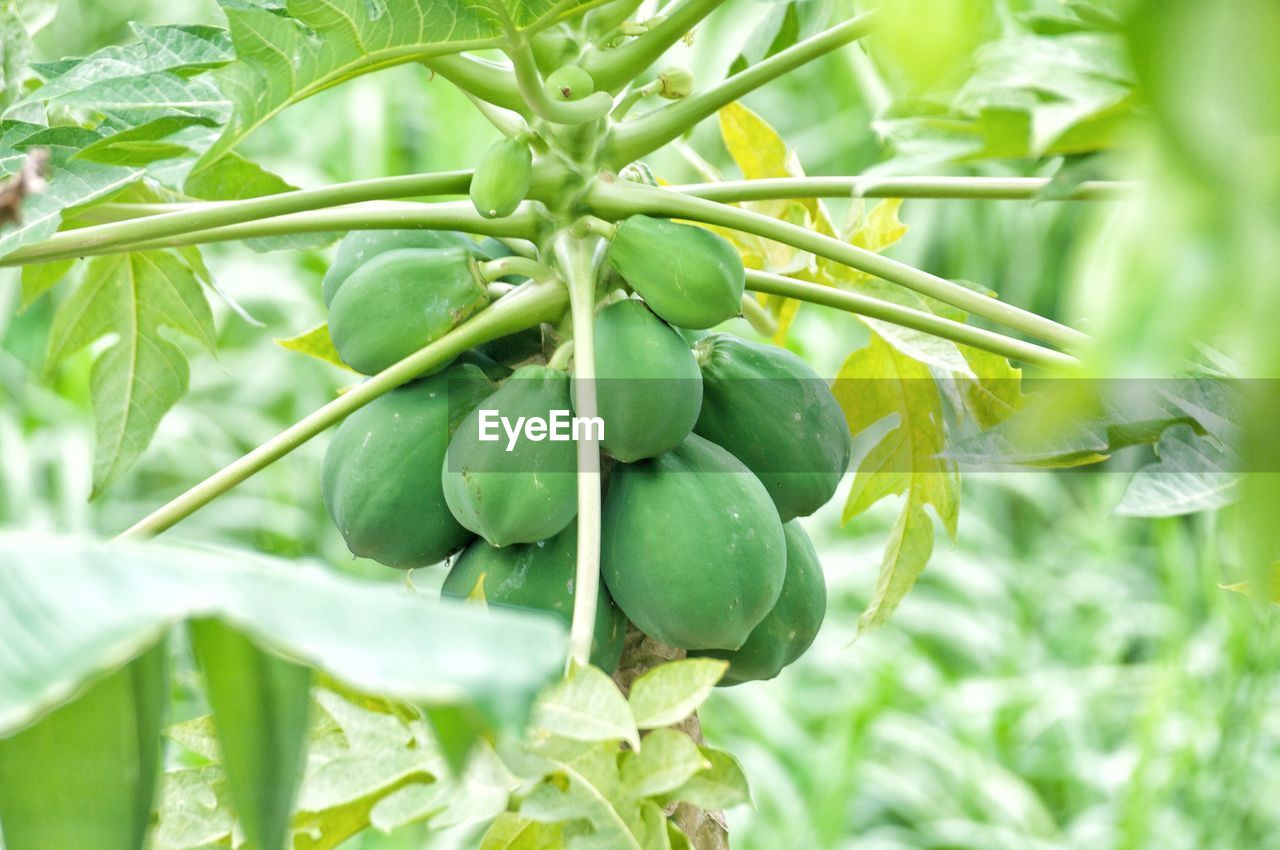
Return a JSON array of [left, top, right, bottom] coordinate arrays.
[[2, 0, 1277, 848]]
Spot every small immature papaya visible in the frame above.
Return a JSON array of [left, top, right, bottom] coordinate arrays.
[[576, 299, 702, 462], [443, 365, 578, 547], [322, 229, 482, 307], [691, 521, 826, 685], [606, 215, 745, 330], [328, 246, 490, 375], [544, 65, 595, 101], [601, 433, 786, 650], [693, 333, 852, 521], [441, 528, 627, 672], [470, 138, 533, 219], [321, 363, 495, 568]]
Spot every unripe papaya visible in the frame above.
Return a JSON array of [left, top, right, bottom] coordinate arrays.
[[322, 229, 482, 307], [544, 65, 595, 102], [532, 25, 581, 73], [575, 299, 702, 462], [601, 433, 786, 650], [441, 528, 627, 672], [321, 364, 495, 568], [691, 521, 826, 685], [693, 333, 851, 521], [470, 138, 533, 219], [606, 216, 745, 329], [328, 247, 490, 375], [443, 365, 578, 547]]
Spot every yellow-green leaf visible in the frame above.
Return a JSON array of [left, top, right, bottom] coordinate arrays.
[[277, 322, 351, 371]]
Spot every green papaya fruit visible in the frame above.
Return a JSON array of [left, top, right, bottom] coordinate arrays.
[[606, 215, 745, 329], [601, 433, 786, 650], [470, 138, 533, 219], [544, 65, 595, 101], [322, 229, 482, 307], [691, 521, 826, 685], [328, 246, 490, 375], [455, 350, 512, 382], [322, 363, 494, 568], [475, 326, 545, 367], [441, 527, 627, 672], [575, 299, 702, 462], [443, 365, 578, 547], [531, 24, 580, 73], [693, 333, 851, 522]]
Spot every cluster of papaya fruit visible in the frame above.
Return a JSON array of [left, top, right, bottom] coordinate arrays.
[[320, 218, 852, 684]]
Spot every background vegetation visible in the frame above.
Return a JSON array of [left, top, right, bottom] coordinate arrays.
[[2, 0, 1277, 847]]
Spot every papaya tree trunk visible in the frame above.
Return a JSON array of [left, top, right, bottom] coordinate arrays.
[[611, 625, 731, 850]]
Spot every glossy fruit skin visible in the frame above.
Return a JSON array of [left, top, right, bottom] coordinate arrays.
[[575, 299, 702, 462], [322, 229, 482, 307], [601, 433, 786, 650], [328, 247, 489, 375], [693, 333, 852, 522], [321, 364, 495, 568], [544, 65, 595, 101], [470, 138, 532, 219], [443, 365, 578, 547], [606, 216, 745, 330], [691, 521, 826, 685], [441, 528, 627, 672]]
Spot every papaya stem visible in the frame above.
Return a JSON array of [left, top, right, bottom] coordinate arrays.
[[604, 11, 878, 167], [547, 339, 576, 370], [675, 176, 1138, 203], [423, 53, 528, 115], [580, 0, 725, 93], [553, 231, 605, 673], [0, 172, 482, 266], [739, 293, 779, 338], [480, 256, 554, 282], [115, 281, 569, 540], [507, 37, 614, 125], [745, 270, 1081, 370], [2, 202, 543, 266], [584, 180, 1092, 353]]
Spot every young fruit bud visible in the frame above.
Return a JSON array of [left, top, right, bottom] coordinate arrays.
[[658, 66, 694, 99], [543, 65, 596, 102], [469, 137, 533, 219]]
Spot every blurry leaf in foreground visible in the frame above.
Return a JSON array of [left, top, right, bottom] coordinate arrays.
[[278, 322, 352, 371], [1221, 563, 1280, 606], [1114, 424, 1240, 517], [0, 642, 168, 850]]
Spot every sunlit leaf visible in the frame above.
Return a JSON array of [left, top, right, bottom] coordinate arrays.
[[1114, 424, 1239, 517], [534, 665, 639, 749], [620, 729, 709, 799], [627, 659, 725, 730], [659, 747, 750, 812]]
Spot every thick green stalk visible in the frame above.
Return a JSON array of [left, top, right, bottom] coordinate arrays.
[[580, 0, 725, 92], [676, 176, 1138, 203], [746, 270, 1080, 370], [585, 180, 1091, 352], [0, 172, 475, 266], [117, 281, 569, 540], [3, 202, 543, 266], [423, 54, 528, 114], [604, 11, 878, 167], [508, 37, 613, 124], [553, 231, 604, 672]]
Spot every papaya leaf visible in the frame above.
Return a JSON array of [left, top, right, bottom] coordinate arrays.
[[659, 747, 751, 812], [627, 658, 725, 730], [728, 0, 832, 76], [44, 250, 217, 496], [835, 334, 960, 633], [73, 115, 221, 166], [0, 642, 168, 850], [533, 664, 639, 749], [190, 618, 312, 850], [1114, 424, 1240, 517], [36, 70, 229, 127], [199, 0, 597, 171], [619, 729, 709, 800], [17, 256, 73, 310], [368, 739, 514, 832], [0, 534, 566, 739], [479, 812, 564, 849], [952, 345, 1027, 428], [519, 742, 641, 850]]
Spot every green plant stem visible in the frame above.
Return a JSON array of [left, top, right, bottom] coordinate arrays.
[[508, 37, 613, 124], [116, 281, 569, 540], [581, 0, 724, 92], [423, 54, 528, 114], [464, 91, 530, 139], [604, 11, 878, 167], [0, 172, 475, 265], [675, 176, 1138, 202], [480, 256, 553, 281], [554, 231, 604, 672], [610, 79, 662, 120], [547, 339, 575, 370], [584, 180, 1091, 352], [740, 293, 779, 337], [2, 202, 543, 266], [746, 271, 1080, 370]]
